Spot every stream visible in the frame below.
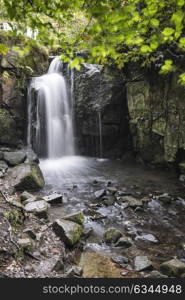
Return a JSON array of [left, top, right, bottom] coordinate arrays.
[[38, 156, 185, 278]]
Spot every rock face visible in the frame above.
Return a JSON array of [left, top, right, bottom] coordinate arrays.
[[160, 259, 185, 277], [0, 109, 21, 146], [7, 163, 45, 190], [52, 219, 83, 246], [126, 67, 185, 167], [72, 64, 130, 158]]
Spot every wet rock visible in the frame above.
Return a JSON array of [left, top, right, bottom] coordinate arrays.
[[0, 108, 21, 146], [147, 270, 168, 278], [135, 233, 158, 244], [42, 193, 63, 204], [8, 163, 45, 191], [157, 193, 171, 204], [107, 187, 118, 195], [61, 211, 84, 225], [134, 256, 153, 271], [94, 189, 106, 199], [24, 200, 49, 218], [115, 236, 133, 248], [120, 196, 143, 208], [160, 259, 185, 277], [4, 151, 26, 166], [103, 227, 122, 244], [102, 195, 116, 206], [52, 258, 64, 272], [65, 266, 83, 277], [20, 191, 35, 201], [52, 219, 83, 246]]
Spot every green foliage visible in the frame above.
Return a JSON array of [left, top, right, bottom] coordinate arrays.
[[0, 0, 185, 84]]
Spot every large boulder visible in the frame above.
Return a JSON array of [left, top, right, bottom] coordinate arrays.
[[7, 163, 45, 190], [4, 151, 27, 166], [52, 219, 83, 246]]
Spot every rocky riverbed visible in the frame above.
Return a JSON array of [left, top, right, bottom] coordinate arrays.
[[0, 152, 185, 278]]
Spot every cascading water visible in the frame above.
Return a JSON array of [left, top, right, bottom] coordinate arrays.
[[34, 57, 75, 158], [27, 57, 98, 185]]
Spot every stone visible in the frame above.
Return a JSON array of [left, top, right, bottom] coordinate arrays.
[[103, 227, 122, 244], [7, 163, 45, 190], [102, 195, 116, 206], [65, 266, 83, 277], [134, 256, 153, 271], [52, 219, 83, 246], [147, 270, 168, 278], [43, 193, 63, 204], [20, 191, 35, 201], [24, 200, 49, 218], [17, 238, 32, 250], [0, 160, 8, 177], [94, 189, 106, 199], [135, 233, 158, 244], [120, 196, 143, 208], [179, 175, 185, 182], [0, 151, 3, 160], [111, 256, 129, 265], [160, 259, 185, 277], [61, 211, 84, 225], [4, 151, 26, 166], [115, 236, 133, 248], [23, 197, 37, 205], [157, 193, 171, 204], [107, 187, 118, 195]]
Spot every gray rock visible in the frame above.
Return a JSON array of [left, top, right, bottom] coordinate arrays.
[[135, 233, 158, 244], [20, 191, 34, 201], [115, 236, 133, 248], [134, 256, 153, 271], [43, 193, 63, 204], [0, 151, 3, 160], [157, 193, 171, 204], [23, 197, 37, 205], [52, 219, 83, 246], [17, 238, 32, 249], [24, 200, 49, 218], [23, 228, 37, 240], [179, 175, 185, 182], [111, 256, 129, 265], [94, 189, 106, 199], [0, 160, 8, 177], [120, 196, 143, 208], [4, 151, 26, 166], [102, 195, 116, 206], [61, 211, 84, 225], [7, 163, 45, 191], [160, 259, 185, 277], [147, 270, 168, 278], [103, 227, 122, 244]]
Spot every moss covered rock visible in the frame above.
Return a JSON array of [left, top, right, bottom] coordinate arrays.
[[160, 259, 185, 277], [52, 219, 83, 246], [103, 227, 122, 244], [8, 163, 45, 191], [61, 211, 84, 225]]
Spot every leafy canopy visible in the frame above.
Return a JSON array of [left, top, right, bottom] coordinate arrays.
[[0, 0, 185, 83]]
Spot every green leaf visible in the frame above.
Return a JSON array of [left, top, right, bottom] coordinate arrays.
[[179, 37, 185, 48], [159, 60, 175, 74], [150, 18, 159, 28], [162, 27, 175, 36], [140, 45, 152, 54], [178, 73, 185, 85]]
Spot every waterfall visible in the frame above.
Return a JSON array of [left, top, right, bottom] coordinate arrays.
[[98, 111, 103, 158], [28, 56, 75, 158]]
